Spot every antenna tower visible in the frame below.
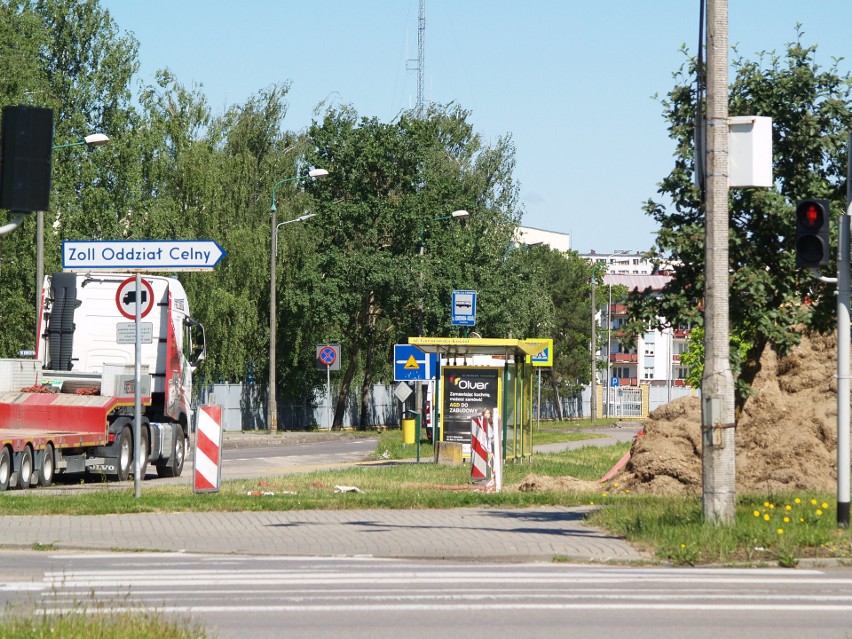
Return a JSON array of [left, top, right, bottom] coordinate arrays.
[[417, 0, 425, 114]]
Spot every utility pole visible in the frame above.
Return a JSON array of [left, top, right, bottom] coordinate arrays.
[[701, 0, 736, 524], [590, 278, 597, 422]]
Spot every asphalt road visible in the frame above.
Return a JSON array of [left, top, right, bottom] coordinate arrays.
[[2, 552, 852, 639]]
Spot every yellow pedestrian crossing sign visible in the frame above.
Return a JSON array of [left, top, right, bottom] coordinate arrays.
[[405, 355, 420, 370]]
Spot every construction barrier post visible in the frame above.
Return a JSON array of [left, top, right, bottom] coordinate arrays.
[[194, 405, 223, 493]]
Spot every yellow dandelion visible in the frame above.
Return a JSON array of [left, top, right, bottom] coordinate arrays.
[[811, 499, 818, 506], [763, 501, 770, 507], [613, 483, 619, 488], [625, 489, 631, 493], [800, 518, 805, 523], [680, 543, 686, 549], [589, 501, 595, 506], [795, 498, 801, 505], [785, 505, 792, 511], [602, 492, 608, 497], [753, 510, 761, 517], [822, 502, 829, 509], [763, 514, 771, 521], [777, 528, 784, 535], [783, 517, 790, 523], [769, 503, 775, 510], [816, 509, 823, 516]]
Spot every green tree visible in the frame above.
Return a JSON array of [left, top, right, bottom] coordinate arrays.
[[0, 0, 139, 356], [628, 30, 852, 402]]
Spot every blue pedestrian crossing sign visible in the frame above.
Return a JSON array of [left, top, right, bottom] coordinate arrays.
[[394, 344, 438, 381], [529, 338, 553, 367]]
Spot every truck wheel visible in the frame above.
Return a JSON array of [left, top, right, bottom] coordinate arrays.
[[116, 425, 132, 481], [38, 443, 55, 488], [0, 447, 11, 491], [17, 446, 33, 489], [134, 429, 149, 480], [156, 424, 186, 478]]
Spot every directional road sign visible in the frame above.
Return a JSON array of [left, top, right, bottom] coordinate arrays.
[[451, 290, 476, 326], [62, 239, 226, 271], [394, 344, 438, 381]]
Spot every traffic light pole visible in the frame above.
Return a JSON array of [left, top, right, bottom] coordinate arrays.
[[839, 136, 852, 528]]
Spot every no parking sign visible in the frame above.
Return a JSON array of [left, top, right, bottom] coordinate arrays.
[[316, 344, 341, 371]]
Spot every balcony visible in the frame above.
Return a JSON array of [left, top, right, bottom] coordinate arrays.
[[673, 328, 689, 338], [610, 353, 638, 363]]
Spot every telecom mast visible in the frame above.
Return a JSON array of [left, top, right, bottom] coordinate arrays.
[[407, 0, 425, 115]]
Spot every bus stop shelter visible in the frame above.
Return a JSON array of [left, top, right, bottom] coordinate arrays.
[[409, 337, 547, 463]]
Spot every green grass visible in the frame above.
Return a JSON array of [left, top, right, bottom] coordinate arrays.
[[0, 602, 206, 639]]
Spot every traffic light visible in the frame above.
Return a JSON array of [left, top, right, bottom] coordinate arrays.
[[795, 198, 830, 268]]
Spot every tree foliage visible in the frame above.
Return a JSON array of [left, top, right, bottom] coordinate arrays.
[[629, 30, 852, 396]]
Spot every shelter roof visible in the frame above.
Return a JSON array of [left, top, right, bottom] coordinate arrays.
[[409, 337, 547, 358]]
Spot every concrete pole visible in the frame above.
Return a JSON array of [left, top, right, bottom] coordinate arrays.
[[701, 0, 737, 525], [268, 210, 278, 432], [590, 278, 597, 422]]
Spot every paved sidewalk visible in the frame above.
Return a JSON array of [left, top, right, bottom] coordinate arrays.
[[1, 506, 648, 563], [0, 423, 648, 563]]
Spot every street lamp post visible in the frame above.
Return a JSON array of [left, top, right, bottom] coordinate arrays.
[[40, 134, 110, 315], [268, 168, 328, 431], [416, 209, 469, 454]]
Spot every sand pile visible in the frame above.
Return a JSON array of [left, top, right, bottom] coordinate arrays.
[[522, 331, 847, 495]]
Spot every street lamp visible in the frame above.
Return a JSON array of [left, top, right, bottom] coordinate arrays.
[[268, 169, 328, 431], [416, 208, 469, 454], [38, 134, 111, 323]]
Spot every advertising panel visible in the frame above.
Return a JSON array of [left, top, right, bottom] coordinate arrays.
[[440, 367, 500, 456]]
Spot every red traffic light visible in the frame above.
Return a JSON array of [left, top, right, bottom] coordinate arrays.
[[798, 203, 823, 229]]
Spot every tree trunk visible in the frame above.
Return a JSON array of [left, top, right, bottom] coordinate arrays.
[[549, 371, 564, 420]]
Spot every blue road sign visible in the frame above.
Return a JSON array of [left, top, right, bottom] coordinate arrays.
[[62, 239, 226, 271], [394, 344, 438, 381], [451, 290, 476, 326]]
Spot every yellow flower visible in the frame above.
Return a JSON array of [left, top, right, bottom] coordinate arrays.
[[680, 543, 686, 549], [769, 503, 775, 509], [795, 498, 801, 505], [613, 483, 619, 488], [602, 492, 608, 497], [763, 501, 770, 507], [777, 528, 784, 535], [811, 499, 818, 506], [783, 517, 790, 523], [816, 509, 823, 516], [800, 518, 805, 523], [589, 501, 595, 506], [753, 510, 760, 517], [785, 505, 792, 511], [763, 514, 771, 521], [822, 502, 829, 509]]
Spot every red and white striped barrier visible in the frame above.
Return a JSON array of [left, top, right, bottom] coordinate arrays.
[[194, 405, 223, 493], [471, 414, 490, 481]]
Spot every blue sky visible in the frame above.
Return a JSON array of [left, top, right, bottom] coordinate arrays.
[[100, 0, 852, 253]]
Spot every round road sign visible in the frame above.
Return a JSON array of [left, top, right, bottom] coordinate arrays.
[[318, 345, 338, 367], [116, 277, 155, 320]]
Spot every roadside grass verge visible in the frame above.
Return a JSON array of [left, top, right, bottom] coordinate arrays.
[[0, 600, 206, 638], [1, 428, 850, 566]]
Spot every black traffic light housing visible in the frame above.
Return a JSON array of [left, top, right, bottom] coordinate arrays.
[[795, 198, 830, 268]]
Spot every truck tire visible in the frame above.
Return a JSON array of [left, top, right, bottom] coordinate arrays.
[[156, 424, 186, 478], [116, 425, 132, 481], [133, 427, 149, 480], [0, 447, 11, 491], [17, 445, 33, 489], [38, 443, 55, 488]]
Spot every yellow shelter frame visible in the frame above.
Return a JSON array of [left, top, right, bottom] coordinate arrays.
[[409, 337, 546, 463]]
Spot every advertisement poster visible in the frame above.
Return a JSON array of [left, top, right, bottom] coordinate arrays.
[[440, 367, 500, 455]]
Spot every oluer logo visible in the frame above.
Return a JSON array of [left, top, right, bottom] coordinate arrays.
[[450, 375, 489, 391]]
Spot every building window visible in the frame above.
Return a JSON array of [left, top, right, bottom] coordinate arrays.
[[644, 344, 655, 357], [643, 367, 654, 380]]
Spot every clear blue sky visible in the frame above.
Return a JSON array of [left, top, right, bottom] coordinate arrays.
[[100, 0, 852, 253]]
